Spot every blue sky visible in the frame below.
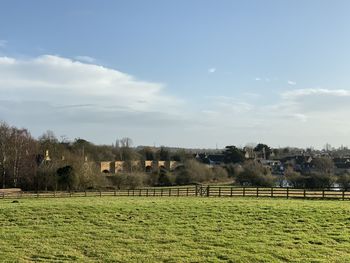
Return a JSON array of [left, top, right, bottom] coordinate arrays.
[[1, 0, 350, 149]]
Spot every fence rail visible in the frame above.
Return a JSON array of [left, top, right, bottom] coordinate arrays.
[[1, 186, 350, 200]]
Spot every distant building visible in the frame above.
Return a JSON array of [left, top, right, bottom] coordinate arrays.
[[195, 153, 225, 166], [100, 160, 181, 174]]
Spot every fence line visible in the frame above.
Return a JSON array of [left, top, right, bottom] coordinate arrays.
[[1, 186, 349, 200]]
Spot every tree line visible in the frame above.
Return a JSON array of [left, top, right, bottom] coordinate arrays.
[[1, 120, 349, 191], [0, 121, 229, 191]]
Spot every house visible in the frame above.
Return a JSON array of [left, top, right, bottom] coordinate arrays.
[[258, 159, 283, 175], [195, 153, 225, 166], [333, 157, 350, 174], [280, 155, 313, 173]]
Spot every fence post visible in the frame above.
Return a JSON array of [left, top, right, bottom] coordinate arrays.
[[286, 188, 289, 199], [169, 188, 171, 197], [322, 189, 325, 199], [303, 189, 306, 198], [114, 190, 116, 196], [342, 190, 345, 200], [177, 188, 179, 197], [207, 185, 210, 197], [271, 187, 273, 198], [37, 192, 39, 198], [146, 189, 149, 197], [256, 187, 259, 198], [218, 187, 221, 197], [161, 189, 163, 197], [99, 190, 102, 197], [139, 189, 142, 196], [230, 187, 233, 197], [186, 188, 189, 196], [195, 185, 198, 196], [153, 188, 156, 196], [128, 189, 130, 196], [243, 187, 246, 197]]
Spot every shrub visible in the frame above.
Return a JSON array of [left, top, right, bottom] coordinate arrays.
[[284, 167, 307, 188], [146, 172, 159, 187], [304, 173, 336, 189], [56, 165, 76, 190], [212, 166, 229, 182], [174, 160, 213, 185], [158, 172, 175, 186], [127, 173, 147, 189], [74, 161, 107, 190], [235, 161, 275, 187], [36, 162, 61, 191], [107, 172, 148, 189], [223, 163, 243, 177], [285, 166, 336, 189], [337, 173, 350, 190]]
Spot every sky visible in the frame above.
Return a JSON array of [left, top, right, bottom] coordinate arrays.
[[1, 0, 350, 149]]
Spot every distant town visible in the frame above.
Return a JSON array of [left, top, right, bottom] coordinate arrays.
[[1, 121, 349, 191]]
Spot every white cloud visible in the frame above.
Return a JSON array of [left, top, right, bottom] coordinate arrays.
[[281, 88, 350, 100], [198, 87, 350, 148], [287, 80, 296, 86], [2, 53, 350, 148], [255, 77, 261, 81], [0, 40, 7, 48], [208, 67, 216, 73], [0, 55, 180, 113], [0, 54, 193, 145], [74, 55, 96, 63], [0, 56, 15, 64]]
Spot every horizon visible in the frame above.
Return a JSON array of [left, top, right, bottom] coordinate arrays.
[[1, 1, 350, 149], [1, 120, 345, 152]]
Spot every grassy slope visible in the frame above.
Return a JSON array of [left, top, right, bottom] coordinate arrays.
[[0, 197, 350, 263]]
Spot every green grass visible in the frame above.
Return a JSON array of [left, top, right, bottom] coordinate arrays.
[[1, 197, 350, 262]]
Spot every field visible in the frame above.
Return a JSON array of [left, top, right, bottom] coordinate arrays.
[[1, 197, 350, 262]]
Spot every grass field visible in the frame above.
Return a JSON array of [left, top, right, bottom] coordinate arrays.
[[1, 197, 350, 263]]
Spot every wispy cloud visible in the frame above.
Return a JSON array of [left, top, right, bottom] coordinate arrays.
[[208, 67, 216, 73], [282, 88, 350, 100], [74, 55, 96, 63], [255, 77, 272, 82], [287, 80, 296, 86]]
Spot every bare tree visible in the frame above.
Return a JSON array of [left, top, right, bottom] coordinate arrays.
[[0, 122, 11, 188], [120, 137, 133, 148]]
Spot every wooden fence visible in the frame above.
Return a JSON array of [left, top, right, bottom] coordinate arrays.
[[1, 186, 350, 200]]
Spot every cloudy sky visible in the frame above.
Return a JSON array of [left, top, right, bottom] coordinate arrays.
[[1, 0, 350, 149]]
